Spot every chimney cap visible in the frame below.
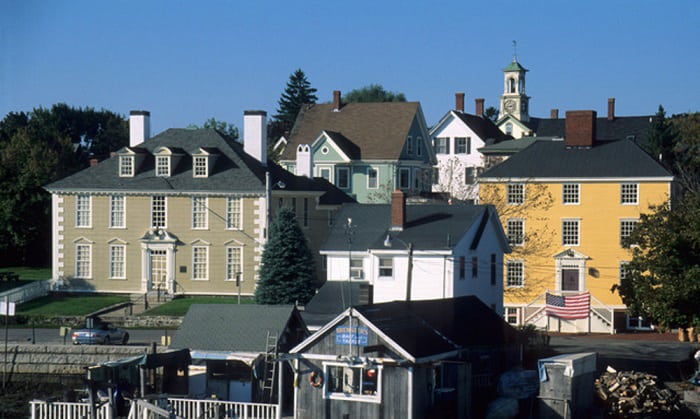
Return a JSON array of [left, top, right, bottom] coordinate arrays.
[[244, 110, 267, 116], [130, 110, 150, 116]]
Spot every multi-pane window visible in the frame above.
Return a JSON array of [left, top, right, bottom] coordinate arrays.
[[620, 219, 638, 247], [75, 244, 91, 279], [619, 261, 630, 284], [109, 245, 126, 279], [192, 197, 208, 229], [563, 183, 580, 204], [110, 195, 125, 228], [455, 137, 470, 154], [226, 196, 242, 229], [226, 247, 242, 282], [562, 219, 580, 246], [156, 156, 170, 177], [379, 258, 393, 278], [434, 137, 450, 154], [119, 156, 134, 177], [367, 168, 378, 189], [193, 156, 208, 177], [350, 258, 364, 280], [337, 167, 350, 189], [505, 307, 519, 325], [621, 183, 638, 204], [507, 219, 524, 246], [507, 183, 524, 205], [151, 196, 166, 228], [76, 195, 91, 227], [192, 246, 208, 280], [399, 168, 410, 189], [506, 260, 524, 288], [326, 364, 379, 399]]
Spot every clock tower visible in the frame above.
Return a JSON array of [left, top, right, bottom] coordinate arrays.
[[499, 56, 530, 122]]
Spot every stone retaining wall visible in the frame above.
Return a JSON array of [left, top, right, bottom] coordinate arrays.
[[1, 344, 151, 377]]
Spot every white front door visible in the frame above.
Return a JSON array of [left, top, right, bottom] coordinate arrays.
[[150, 249, 167, 291]]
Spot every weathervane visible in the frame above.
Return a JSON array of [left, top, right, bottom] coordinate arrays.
[[512, 40, 518, 62]]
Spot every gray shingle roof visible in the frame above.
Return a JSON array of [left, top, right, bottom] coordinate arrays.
[[170, 304, 302, 353], [527, 115, 652, 143], [453, 112, 509, 143], [480, 138, 672, 179], [322, 203, 488, 252], [281, 102, 421, 161]]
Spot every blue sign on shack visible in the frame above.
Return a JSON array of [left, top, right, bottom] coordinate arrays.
[[335, 326, 369, 346]]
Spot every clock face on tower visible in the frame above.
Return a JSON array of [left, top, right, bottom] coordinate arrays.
[[504, 99, 516, 113]]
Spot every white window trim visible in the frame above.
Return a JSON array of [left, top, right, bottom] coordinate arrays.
[[620, 219, 638, 247], [193, 156, 209, 178], [156, 155, 171, 177], [76, 195, 92, 228], [455, 137, 468, 154], [398, 168, 410, 189], [323, 362, 382, 404], [378, 257, 394, 280], [75, 243, 92, 279], [119, 156, 134, 177], [562, 218, 580, 246], [192, 196, 209, 230], [192, 246, 209, 281], [336, 167, 350, 189], [225, 246, 243, 282], [109, 195, 126, 229], [151, 196, 167, 229], [506, 260, 524, 288], [367, 167, 379, 189], [562, 183, 580, 205], [109, 244, 126, 280], [621, 183, 639, 205], [507, 218, 525, 246], [350, 257, 365, 280], [507, 183, 525, 205], [226, 196, 243, 230], [318, 166, 333, 181]]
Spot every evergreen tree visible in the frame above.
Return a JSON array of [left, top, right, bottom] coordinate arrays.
[[255, 207, 316, 304], [644, 105, 677, 171], [274, 69, 318, 130]]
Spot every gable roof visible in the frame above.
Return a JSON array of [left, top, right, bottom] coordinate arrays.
[[170, 304, 304, 353], [453, 112, 510, 143], [480, 138, 673, 180], [281, 101, 422, 161], [321, 203, 497, 252], [292, 296, 517, 362], [478, 136, 538, 156], [302, 281, 368, 329]]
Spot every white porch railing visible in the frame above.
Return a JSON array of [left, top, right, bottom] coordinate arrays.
[[519, 291, 616, 334], [29, 399, 111, 419], [0, 280, 50, 305], [30, 397, 278, 419]]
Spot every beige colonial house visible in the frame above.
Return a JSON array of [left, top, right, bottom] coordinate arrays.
[[44, 111, 353, 297]]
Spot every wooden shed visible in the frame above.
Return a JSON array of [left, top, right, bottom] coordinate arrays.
[[288, 296, 519, 418]]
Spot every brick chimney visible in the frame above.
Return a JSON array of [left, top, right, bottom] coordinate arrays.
[[550, 109, 559, 119], [565, 111, 597, 148], [129, 110, 150, 147], [333, 90, 342, 111], [475, 98, 485, 116], [296, 144, 313, 178], [390, 189, 406, 231], [455, 92, 465, 113], [608, 98, 615, 120], [244, 110, 267, 166]]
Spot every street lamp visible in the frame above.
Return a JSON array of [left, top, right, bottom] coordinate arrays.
[[383, 234, 414, 301]]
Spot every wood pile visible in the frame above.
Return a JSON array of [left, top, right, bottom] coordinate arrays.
[[594, 366, 681, 417]]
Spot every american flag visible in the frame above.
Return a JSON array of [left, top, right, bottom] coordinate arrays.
[[546, 291, 590, 319]]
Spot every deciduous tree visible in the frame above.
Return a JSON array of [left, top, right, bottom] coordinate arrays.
[[188, 117, 239, 140], [343, 84, 406, 103], [255, 207, 316, 305]]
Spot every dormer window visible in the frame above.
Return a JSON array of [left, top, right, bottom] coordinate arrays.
[[193, 156, 208, 178], [156, 155, 171, 177], [119, 156, 134, 177]]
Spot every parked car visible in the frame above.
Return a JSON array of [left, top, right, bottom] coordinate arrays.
[[72, 322, 129, 345]]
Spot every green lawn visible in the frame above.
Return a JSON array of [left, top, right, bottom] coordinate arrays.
[[0, 267, 51, 293], [17, 294, 130, 316], [142, 296, 255, 316]]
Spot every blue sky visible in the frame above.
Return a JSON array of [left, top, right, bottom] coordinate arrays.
[[2, 1, 698, 134]]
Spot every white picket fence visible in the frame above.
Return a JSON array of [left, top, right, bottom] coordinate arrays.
[[29, 397, 278, 419]]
